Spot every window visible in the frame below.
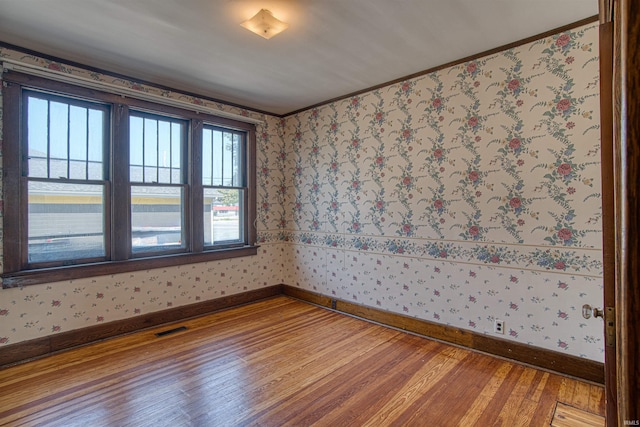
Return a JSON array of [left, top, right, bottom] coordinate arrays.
[[25, 91, 109, 265], [202, 126, 246, 247], [129, 112, 187, 255], [1, 72, 257, 287]]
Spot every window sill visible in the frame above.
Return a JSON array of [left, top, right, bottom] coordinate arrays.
[[1, 245, 260, 288]]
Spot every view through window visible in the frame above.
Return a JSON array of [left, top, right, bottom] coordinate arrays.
[[26, 92, 108, 263], [2, 72, 257, 286]]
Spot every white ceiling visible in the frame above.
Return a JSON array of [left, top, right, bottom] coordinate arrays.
[[0, 0, 598, 116]]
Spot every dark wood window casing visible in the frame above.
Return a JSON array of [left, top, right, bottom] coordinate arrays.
[[1, 71, 258, 288]]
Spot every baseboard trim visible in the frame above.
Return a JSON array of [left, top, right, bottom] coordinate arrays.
[[281, 285, 605, 384], [1, 283, 605, 384], [0, 285, 282, 368]]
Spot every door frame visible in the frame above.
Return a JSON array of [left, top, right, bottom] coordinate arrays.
[[606, 0, 640, 424], [598, 3, 616, 423]]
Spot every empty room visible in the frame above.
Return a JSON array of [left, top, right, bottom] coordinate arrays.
[[0, 0, 638, 425]]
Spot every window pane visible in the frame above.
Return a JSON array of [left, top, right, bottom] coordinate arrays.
[[130, 116, 144, 182], [131, 185, 184, 253], [88, 109, 105, 179], [27, 97, 48, 178], [204, 188, 243, 246], [212, 130, 223, 186], [130, 115, 184, 184], [203, 127, 244, 188], [222, 132, 233, 186], [27, 95, 105, 181], [232, 133, 241, 186], [143, 118, 158, 183], [28, 181, 105, 263], [202, 128, 212, 186], [69, 105, 88, 180], [69, 106, 88, 159], [49, 101, 69, 179], [170, 123, 182, 184], [158, 121, 171, 183]]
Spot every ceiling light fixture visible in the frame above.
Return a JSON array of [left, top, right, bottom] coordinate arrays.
[[241, 9, 288, 39]]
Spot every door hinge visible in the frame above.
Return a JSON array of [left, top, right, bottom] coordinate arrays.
[[605, 306, 615, 347]]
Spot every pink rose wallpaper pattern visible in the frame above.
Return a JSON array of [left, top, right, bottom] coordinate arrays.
[[1, 22, 604, 362], [278, 23, 604, 361]]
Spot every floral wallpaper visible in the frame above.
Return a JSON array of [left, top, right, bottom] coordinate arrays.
[[0, 22, 605, 363], [279, 23, 604, 361], [0, 48, 287, 346], [0, 247, 283, 344]]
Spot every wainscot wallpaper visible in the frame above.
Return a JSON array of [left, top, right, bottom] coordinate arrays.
[[1, 22, 604, 363], [279, 22, 604, 361]]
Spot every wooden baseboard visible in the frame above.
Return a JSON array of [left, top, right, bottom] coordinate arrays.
[[0, 285, 282, 368], [282, 285, 605, 384], [1, 283, 605, 385]]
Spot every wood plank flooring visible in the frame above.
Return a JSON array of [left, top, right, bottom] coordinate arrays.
[[0, 297, 605, 426], [552, 403, 605, 427]]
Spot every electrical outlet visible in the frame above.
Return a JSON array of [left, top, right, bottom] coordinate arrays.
[[494, 319, 505, 334]]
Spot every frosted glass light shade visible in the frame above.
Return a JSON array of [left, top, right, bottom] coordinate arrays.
[[241, 9, 288, 39]]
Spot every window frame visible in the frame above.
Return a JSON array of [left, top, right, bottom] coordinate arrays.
[[202, 124, 249, 249], [1, 71, 258, 288], [128, 110, 190, 257], [22, 89, 112, 268]]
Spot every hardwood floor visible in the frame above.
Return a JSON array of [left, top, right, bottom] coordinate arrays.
[[551, 403, 605, 427], [0, 297, 605, 426]]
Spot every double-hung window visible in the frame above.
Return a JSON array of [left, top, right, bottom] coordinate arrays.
[[129, 112, 187, 255], [1, 72, 257, 288], [202, 125, 246, 247], [24, 91, 109, 265]]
